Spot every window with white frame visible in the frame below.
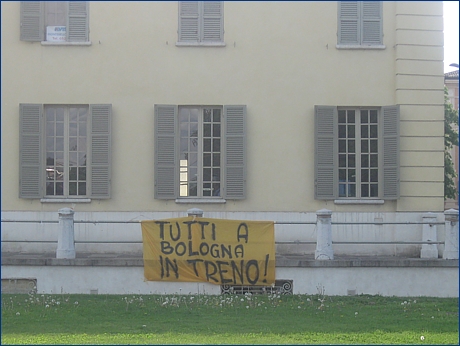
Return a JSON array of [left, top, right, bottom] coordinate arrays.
[[177, 1, 224, 45], [154, 104, 246, 201], [337, 1, 383, 47], [314, 105, 399, 201], [45, 106, 88, 197], [179, 107, 222, 197], [20, 1, 89, 43], [19, 104, 111, 200]]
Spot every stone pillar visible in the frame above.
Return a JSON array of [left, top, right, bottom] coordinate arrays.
[[443, 209, 459, 260], [187, 208, 204, 217], [420, 212, 438, 258], [315, 209, 333, 260], [56, 208, 76, 259]]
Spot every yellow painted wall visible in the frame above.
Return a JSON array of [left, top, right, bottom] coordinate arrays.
[[1, 1, 445, 213]]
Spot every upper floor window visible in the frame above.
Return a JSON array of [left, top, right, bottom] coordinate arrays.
[[337, 1, 383, 47], [20, 1, 89, 43], [154, 104, 246, 202], [19, 104, 111, 200], [177, 1, 224, 46], [314, 105, 399, 201]]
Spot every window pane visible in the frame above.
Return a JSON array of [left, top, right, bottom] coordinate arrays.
[[78, 167, 86, 180], [348, 140, 355, 153], [190, 108, 199, 122], [348, 169, 356, 182], [348, 184, 356, 197], [69, 182, 77, 196], [69, 167, 77, 180], [361, 110, 368, 123], [361, 184, 369, 198], [347, 111, 355, 123], [203, 168, 211, 181], [203, 153, 211, 166], [338, 125, 346, 138], [361, 169, 369, 182], [213, 183, 221, 196], [370, 110, 378, 123], [213, 153, 220, 166], [370, 154, 378, 167], [339, 139, 346, 153], [56, 137, 64, 151], [203, 138, 211, 152], [69, 137, 77, 151], [212, 168, 220, 181], [347, 125, 355, 137], [203, 109, 212, 122], [361, 125, 368, 138], [213, 109, 221, 122], [203, 124, 211, 137], [189, 183, 197, 196], [338, 110, 346, 123], [56, 123, 64, 136], [348, 154, 355, 167], [339, 154, 346, 167], [370, 139, 378, 153], [213, 138, 220, 151], [370, 184, 378, 197], [370, 125, 378, 138], [78, 182, 86, 196], [69, 152, 78, 166], [56, 182, 64, 196], [213, 124, 221, 137], [339, 184, 346, 197], [339, 169, 346, 181], [361, 140, 369, 153], [361, 154, 369, 167], [370, 169, 378, 182]]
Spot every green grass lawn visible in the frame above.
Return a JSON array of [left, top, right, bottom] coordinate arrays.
[[2, 292, 458, 344]]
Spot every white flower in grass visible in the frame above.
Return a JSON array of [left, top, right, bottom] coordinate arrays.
[[246, 306, 249, 309], [354, 312, 358, 316], [298, 306, 301, 309], [421, 336, 425, 341], [74, 301, 78, 305], [16, 312, 20, 316], [45, 304, 49, 308]]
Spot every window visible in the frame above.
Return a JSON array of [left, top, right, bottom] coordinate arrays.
[[337, 1, 382, 47], [314, 105, 399, 201], [20, 1, 89, 43], [177, 1, 224, 45], [19, 104, 111, 199], [154, 105, 246, 201]]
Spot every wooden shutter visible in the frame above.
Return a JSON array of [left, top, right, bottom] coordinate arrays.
[[66, 1, 88, 42], [224, 105, 246, 199], [179, 1, 199, 42], [382, 105, 399, 199], [362, 2, 382, 45], [315, 106, 337, 200], [202, 1, 223, 42], [20, 1, 44, 41], [338, 1, 359, 44], [90, 104, 111, 199], [154, 105, 177, 199], [19, 104, 42, 198]]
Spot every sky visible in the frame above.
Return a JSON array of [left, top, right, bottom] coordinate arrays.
[[444, 1, 459, 73]]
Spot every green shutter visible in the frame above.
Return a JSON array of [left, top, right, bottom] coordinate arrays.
[[19, 104, 43, 198], [362, 2, 382, 45], [154, 105, 177, 199], [90, 104, 111, 199], [338, 1, 359, 44], [382, 105, 399, 199], [202, 1, 223, 42], [179, 1, 199, 42], [224, 105, 246, 199], [315, 106, 337, 200], [66, 1, 88, 42], [20, 1, 44, 41]]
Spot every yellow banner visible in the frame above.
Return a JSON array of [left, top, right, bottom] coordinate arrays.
[[141, 216, 275, 285]]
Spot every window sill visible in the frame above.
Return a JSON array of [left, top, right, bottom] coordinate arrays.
[[336, 44, 385, 50], [41, 41, 92, 46], [175, 41, 226, 47], [175, 198, 226, 204], [334, 199, 384, 205], [40, 198, 91, 203]]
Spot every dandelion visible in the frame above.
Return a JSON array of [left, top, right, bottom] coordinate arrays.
[[355, 312, 358, 315], [142, 325, 147, 328], [16, 312, 20, 316], [162, 302, 168, 306], [45, 304, 49, 308], [74, 301, 79, 305], [56, 301, 60, 305], [298, 306, 301, 309], [421, 336, 425, 341], [241, 299, 244, 302], [246, 306, 249, 309]]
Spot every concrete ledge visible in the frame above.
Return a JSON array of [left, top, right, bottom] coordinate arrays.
[[2, 252, 458, 268]]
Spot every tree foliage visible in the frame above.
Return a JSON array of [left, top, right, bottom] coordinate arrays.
[[444, 87, 459, 200]]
